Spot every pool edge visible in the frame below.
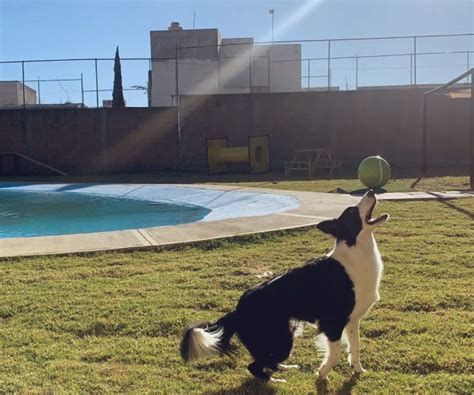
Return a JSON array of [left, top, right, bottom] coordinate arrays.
[[0, 184, 359, 258]]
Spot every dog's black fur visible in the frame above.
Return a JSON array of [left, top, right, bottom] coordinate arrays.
[[180, 191, 381, 381]]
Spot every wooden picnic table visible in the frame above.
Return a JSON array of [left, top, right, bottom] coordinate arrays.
[[284, 148, 341, 176]]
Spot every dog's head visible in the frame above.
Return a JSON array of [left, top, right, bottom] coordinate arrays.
[[316, 190, 389, 246]]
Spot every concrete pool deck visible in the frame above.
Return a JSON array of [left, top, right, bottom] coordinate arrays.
[[0, 184, 472, 258]]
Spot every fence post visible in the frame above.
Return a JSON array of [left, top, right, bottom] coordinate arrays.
[[355, 54, 359, 89], [94, 59, 99, 108], [21, 61, 26, 109], [80, 73, 84, 107], [175, 44, 179, 106], [307, 59, 310, 91], [327, 39, 331, 90], [175, 44, 182, 169], [267, 53, 270, 92], [470, 71, 474, 189], [218, 53, 221, 90], [249, 43, 252, 91], [37, 77, 41, 105], [413, 36, 417, 86], [467, 51, 470, 83], [422, 93, 427, 175]]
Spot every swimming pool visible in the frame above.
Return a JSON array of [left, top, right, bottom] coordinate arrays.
[[0, 183, 300, 239]]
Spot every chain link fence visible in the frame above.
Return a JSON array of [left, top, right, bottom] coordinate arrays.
[[0, 33, 472, 108]]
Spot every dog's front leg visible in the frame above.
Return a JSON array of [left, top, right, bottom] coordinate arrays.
[[345, 318, 365, 374], [317, 339, 341, 381]]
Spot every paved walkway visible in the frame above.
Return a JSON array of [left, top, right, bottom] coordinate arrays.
[[0, 184, 471, 258], [376, 190, 473, 201]]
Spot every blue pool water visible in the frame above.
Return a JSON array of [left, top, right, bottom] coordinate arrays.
[[0, 190, 210, 238]]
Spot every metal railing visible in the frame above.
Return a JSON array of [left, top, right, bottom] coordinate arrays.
[[0, 32, 472, 108]]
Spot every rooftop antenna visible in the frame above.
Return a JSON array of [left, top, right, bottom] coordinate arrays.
[[269, 9, 275, 43], [193, 11, 196, 29]]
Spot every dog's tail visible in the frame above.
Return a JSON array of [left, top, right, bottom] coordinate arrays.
[[180, 311, 238, 362]]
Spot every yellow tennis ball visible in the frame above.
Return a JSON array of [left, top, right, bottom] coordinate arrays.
[[358, 156, 391, 188]]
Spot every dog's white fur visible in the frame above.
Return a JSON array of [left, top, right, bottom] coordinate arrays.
[[318, 194, 388, 380], [185, 327, 224, 361]]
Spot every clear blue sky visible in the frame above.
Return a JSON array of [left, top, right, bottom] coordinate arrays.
[[1, 0, 473, 106]]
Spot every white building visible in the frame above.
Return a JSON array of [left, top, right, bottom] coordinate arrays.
[[149, 23, 301, 107], [0, 81, 37, 107]]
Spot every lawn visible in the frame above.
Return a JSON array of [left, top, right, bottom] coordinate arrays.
[[0, 196, 473, 393], [1, 172, 471, 194]]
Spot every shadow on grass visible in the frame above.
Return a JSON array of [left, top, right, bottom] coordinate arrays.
[[335, 375, 360, 394], [349, 187, 387, 196], [204, 377, 276, 395], [204, 373, 361, 395], [429, 192, 474, 220], [410, 177, 422, 189]]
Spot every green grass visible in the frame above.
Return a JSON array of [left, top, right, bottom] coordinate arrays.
[[1, 198, 473, 393], [1, 171, 471, 193]]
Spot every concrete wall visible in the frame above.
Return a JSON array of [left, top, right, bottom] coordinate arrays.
[[258, 44, 302, 93], [0, 89, 469, 175], [150, 59, 220, 107], [0, 82, 36, 106], [0, 107, 178, 174], [178, 89, 470, 171], [149, 29, 301, 107], [150, 28, 220, 60]]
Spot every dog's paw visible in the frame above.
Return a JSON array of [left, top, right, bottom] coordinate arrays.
[[278, 363, 300, 370], [317, 370, 329, 382], [348, 355, 365, 374], [269, 377, 287, 384], [352, 365, 366, 375]]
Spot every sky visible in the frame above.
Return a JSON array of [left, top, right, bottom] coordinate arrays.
[[1, 0, 473, 106]]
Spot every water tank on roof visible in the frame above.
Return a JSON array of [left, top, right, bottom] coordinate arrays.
[[168, 22, 183, 31]]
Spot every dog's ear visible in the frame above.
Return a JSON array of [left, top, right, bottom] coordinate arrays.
[[316, 219, 339, 237]]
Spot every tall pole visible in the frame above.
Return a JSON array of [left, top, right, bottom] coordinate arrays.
[[413, 36, 417, 86], [22, 61, 26, 109], [467, 51, 470, 83], [94, 59, 99, 108], [422, 94, 428, 175], [410, 53, 413, 85], [267, 53, 270, 92], [37, 77, 41, 104], [175, 44, 179, 107], [470, 70, 474, 189], [175, 43, 182, 169], [327, 40, 331, 91], [307, 59, 310, 91], [80, 73, 84, 107], [269, 9, 275, 43], [249, 43, 252, 91], [355, 54, 359, 89]]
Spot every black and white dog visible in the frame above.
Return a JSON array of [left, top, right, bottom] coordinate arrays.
[[180, 190, 389, 382]]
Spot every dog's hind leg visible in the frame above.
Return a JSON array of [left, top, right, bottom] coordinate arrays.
[[345, 318, 365, 374], [248, 361, 270, 381]]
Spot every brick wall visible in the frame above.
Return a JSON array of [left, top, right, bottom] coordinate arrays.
[[0, 89, 470, 175], [179, 89, 470, 171], [0, 107, 178, 174]]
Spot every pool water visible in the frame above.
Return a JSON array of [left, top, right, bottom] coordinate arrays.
[[0, 190, 210, 238]]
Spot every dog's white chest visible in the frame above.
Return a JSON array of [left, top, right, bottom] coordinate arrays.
[[330, 235, 383, 319]]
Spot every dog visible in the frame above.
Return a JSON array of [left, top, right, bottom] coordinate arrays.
[[180, 190, 389, 382]]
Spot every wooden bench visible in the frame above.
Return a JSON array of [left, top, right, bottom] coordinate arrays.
[[285, 148, 341, 177]]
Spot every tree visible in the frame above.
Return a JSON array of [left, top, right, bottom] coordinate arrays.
[[112, 46, 125, 107]]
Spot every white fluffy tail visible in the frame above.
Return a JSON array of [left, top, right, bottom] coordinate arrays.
[[180, 325, 224, 362]]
